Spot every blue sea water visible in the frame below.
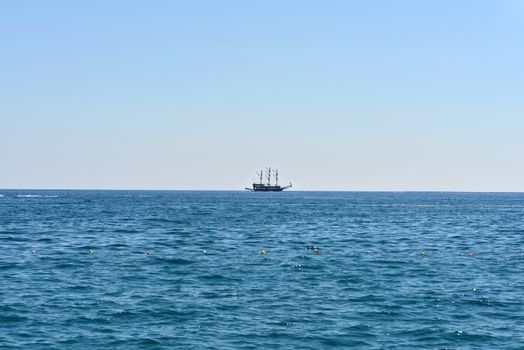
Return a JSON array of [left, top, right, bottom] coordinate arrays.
[[1, 190, 523, 349]]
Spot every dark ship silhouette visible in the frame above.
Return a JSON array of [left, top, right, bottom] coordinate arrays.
[[245, 167, 292, 192]]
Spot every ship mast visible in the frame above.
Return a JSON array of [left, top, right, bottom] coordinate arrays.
[[257, 170, 263, 185], [275, 169, 279, 186], [266, 167, 272, 186]]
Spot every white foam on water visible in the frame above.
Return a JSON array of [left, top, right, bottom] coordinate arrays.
[[16, 195, 42, 198]]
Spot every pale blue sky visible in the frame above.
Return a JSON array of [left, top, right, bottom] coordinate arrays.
[[1, 0, 523, 190]]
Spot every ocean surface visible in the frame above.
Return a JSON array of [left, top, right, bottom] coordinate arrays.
[[1, 190, 523, 349]]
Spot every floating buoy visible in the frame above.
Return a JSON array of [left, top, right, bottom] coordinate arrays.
[[145, 251, 152, 256], [419, 251, 425, 256], [260, 249, 266, 255], [88, 249, 94, 254]]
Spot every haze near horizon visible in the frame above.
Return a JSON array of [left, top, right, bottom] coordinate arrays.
[[1, 1, 523, 191]]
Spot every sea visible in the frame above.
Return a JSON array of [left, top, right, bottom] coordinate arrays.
[[1, 190, 523, 349]]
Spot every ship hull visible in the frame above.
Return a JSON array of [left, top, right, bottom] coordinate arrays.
[[252, 186, 285, 192]]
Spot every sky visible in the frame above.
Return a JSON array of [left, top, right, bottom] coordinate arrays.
[[1, 0, 523, 191]]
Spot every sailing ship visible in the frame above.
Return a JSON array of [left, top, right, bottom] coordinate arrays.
[[245, 167, 292, 192]]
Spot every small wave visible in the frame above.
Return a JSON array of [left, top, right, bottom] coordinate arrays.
[[0, 262, 19, 271], [135, 338, 162, 346], [54, 263, 78, 270], [0, 314, 30, 323], [16, 195, 42, 198], [199, 274, 229, 281], [154, 256, 194, 265], [114, 228, 140, 234], [105, 243, 130, 249], [144, 217, 189, 224]]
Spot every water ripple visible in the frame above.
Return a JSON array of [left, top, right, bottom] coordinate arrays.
[[0, 191, 523, 349]]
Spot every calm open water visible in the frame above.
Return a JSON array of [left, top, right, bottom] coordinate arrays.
[[1, 190, 523, 349]]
